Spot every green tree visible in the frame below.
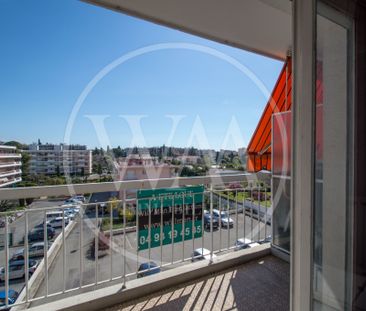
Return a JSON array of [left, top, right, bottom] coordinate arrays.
[[4, 141, 27, 150], [0, 200, 12, 213], [21, 152, 30, 178], [56, 165, 61, 177], [96, 163, 102, 176]]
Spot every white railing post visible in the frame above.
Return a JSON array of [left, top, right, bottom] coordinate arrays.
[[25, 211, 29, 302], [62, 208, 66, 292], [43, 211, 49, 296], [210, 184, 214, 263], [4, 215, 9, 309], [122, 190, 127, 288]]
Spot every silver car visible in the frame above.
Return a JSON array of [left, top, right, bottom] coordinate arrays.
[[47, 216, 69, 228], [191, 248, 217, 262], [0, 260, 38, 281], [11, 242, 49, 260], [235, 238, 260, 251], [212, 209, 234, 228]]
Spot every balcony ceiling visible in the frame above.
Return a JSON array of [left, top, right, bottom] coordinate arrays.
[[83, 0, 292, 60]]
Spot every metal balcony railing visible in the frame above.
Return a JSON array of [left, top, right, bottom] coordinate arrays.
[[0, 177, 22, 188], [0, 169, 22, 179], [0, 162, 22, 169], [0, 174, 272, 310]]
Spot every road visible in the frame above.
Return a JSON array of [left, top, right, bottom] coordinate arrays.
[[0, 199, 65, 294], [31, 209, 271, 305]]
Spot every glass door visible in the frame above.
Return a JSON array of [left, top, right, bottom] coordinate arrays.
[[313, 2, 354, 310]]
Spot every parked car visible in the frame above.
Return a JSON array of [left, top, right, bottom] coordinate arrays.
[[28, 227, 55, 242], [72, 195, 86, 203], [235, 238, 260, 251], [65, 206, 79, 212], [258, 235, 272, 244], [0, 259, 39, 282], [212, 209, 234, 228], [64, 210, 76, 220], [64, 198, 83, 205], [0, 289, 19, 309], [61, 203, 78, 209], [34, 223, 53, 230], [191, 248, 217, 262], [11, 242, 49, 261], [47, 216, 69, 228], [137, 262, 161, 278], [45, 211, 64, 222], [203, 211, 219, 230], [73, 206, 81, 213]]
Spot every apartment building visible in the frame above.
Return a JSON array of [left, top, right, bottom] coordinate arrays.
[[200, 149, 216, 163], [238, 147, 247, 166], [176, 155, 201, 165], [25, 143, 92, 176], [117, 154, 177, 181], [0, 145, 22, 188]]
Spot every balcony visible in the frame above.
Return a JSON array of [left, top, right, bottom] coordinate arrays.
[[0, 162, 22, 169], [0, 154, 22, 159], [0, 169, 22, 179], [0, 177, 22, 188], [0, 174, 289, 311]]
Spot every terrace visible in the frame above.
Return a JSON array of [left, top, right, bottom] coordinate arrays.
[[0, 173, 287, 311], [0, 0, 362, 310]]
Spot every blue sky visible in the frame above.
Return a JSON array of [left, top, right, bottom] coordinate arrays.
[[0, 0, 283, 151]]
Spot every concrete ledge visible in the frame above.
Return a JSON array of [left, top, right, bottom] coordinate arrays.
[[26, 244, 271, 311]]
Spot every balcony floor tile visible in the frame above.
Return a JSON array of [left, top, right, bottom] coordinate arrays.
[[103, 255, 289, 311]]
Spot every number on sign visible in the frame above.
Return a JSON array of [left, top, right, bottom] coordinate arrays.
[[154, 233, 160, 242], [139, 235, 146, 246]]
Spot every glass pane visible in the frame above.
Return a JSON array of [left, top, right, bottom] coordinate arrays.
[[272, 111, 291, 252], [272, 177, 290, 252], [313, 4, 353, 309]]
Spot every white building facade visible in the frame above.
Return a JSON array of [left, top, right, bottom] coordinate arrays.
[[25, 143, 92, 176], [117, 155, 176, 181], [0, 145, 22, 187]]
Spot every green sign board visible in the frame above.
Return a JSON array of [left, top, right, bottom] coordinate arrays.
[[137, 185, 204, 251]]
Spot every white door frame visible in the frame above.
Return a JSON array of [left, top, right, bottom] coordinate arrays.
[[291, 0, 316, 310]]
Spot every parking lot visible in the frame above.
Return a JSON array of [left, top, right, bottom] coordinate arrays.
[[0, 199, 68, 295], [30, 209, 270, 305]]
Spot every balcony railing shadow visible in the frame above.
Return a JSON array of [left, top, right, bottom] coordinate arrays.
[[102, 255, 289, 311]]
